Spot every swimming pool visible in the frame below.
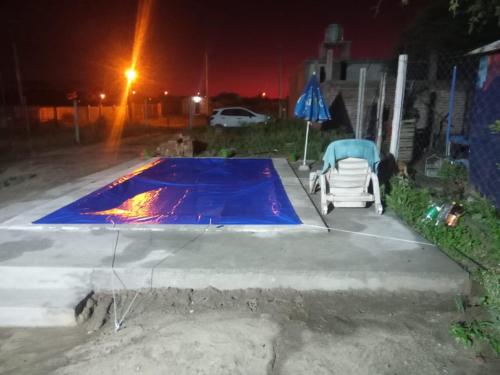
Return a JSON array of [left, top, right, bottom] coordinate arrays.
[[34, 158, 302, 225]]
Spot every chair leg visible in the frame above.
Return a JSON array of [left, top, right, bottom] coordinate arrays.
[[319, 174, 328, 215], [309, 171, 319, 194], [371, 172, 383, 215]]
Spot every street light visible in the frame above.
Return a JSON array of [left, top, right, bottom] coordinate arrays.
[[189, 95, 203, 130], [125, 68, 137, 83], [99, 93, 105, 117], [164, 90, 169, 96]]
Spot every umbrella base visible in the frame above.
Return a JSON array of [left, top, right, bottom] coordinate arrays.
[[298, 164, 311, 171]]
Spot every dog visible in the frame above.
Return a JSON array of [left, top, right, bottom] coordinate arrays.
[[397, 160, 409, 178]]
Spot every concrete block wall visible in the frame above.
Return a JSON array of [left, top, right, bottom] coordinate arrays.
[[319, 79, 468, 140], [408, 81, 468, 135], [320, 79, 396, 136], [32, 103, 166, 127]]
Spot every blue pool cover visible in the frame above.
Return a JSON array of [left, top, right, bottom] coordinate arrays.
[[34, 158, 302, 225]]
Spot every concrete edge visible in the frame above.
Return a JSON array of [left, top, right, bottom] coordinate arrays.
[[91, 267, 471, 295]]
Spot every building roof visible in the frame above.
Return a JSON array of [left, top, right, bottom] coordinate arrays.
[[467, 40, 500, 55]]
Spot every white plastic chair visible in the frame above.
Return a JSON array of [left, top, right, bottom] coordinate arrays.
[[317, 157, 383, 215]]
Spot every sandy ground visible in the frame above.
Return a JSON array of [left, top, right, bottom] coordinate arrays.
[[1, 289, 499, 375], [1, 135, 499, 374], [0, 133, 167, 211]]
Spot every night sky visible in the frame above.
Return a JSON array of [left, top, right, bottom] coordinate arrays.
[[0, 0, 426, 99]]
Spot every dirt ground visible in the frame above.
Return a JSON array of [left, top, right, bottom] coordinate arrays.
[[0, 136, 499, 374], [1, 289, 499, 375]]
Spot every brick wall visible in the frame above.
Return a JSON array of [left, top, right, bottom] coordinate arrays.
[[320, 79, 396, 136], [407, 81, 468, 136], [318, 79, 468, 139]]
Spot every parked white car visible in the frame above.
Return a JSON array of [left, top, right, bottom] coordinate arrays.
[[209, 107, 271, 128]]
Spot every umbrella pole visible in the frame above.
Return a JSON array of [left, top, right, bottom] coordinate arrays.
[[299, 121, 311, 171]]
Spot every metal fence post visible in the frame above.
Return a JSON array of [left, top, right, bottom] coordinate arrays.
[[445, 65, 458, 157], [73, 99, 80, 144], [355, 67, 367, 139], [376, 72, 387, 151], [390, 54, 408, 159], [188, 100, 193, 130]]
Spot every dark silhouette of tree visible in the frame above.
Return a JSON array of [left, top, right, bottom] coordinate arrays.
[[373, 0, 500, 33], [395, 0, 499, 58]]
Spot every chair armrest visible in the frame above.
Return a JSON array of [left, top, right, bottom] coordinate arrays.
[[319, 173, 329, 215]]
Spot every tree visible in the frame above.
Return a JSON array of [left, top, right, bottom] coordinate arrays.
[[373, 0, 500, 33], [448, 0, 500, 32], [395, 0, 499, 58]]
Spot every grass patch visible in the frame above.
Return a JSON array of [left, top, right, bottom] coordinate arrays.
[[193, 119, 349, 160], [386, 176, 500, 354]]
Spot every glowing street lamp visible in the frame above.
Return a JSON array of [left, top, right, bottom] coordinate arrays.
[[131, 90, 136, 95], [189, 94, 203, 130], [98, 93, 106, 117], [164, 90, 169, 96], [125, 68, 137, 83]]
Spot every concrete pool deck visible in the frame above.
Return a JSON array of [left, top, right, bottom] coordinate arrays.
[[0, 158, 469, 326]]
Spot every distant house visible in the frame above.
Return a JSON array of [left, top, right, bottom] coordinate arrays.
[[467, 40, 500, 207], [288, 24, 480, 166], [288, 24, 391, 135]]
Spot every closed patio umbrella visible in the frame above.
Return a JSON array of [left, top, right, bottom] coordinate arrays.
[[294, 72, 331, 170]]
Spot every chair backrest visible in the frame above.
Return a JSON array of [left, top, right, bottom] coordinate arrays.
[[329, 157, 371, 189], [337, 157, 370, 173]]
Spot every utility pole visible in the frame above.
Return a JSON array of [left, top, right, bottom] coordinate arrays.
[[73, 99, 80, 144], [188, 100, 193, 130], [204, 50, 209, 99], [12, 43, 31, 137], [204, 50, 209, 114], [278, 50, 283, 119], [0, 73, 7, 129], [0, 72, 12, 150]]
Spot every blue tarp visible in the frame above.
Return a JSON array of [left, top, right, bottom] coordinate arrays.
[[469, 54, 500, 208], [34, 158, 302, 225]]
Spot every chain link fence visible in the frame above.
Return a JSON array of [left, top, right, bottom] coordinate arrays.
[[319, 48, 499, 207], [400, 49, 500, 206], [401, 51, 476, 162]]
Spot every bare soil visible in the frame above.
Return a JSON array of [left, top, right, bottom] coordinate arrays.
[[1, 288, 499, 375]]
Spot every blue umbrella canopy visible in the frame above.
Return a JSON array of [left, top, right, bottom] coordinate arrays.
[[294, 73, 331, 122]]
